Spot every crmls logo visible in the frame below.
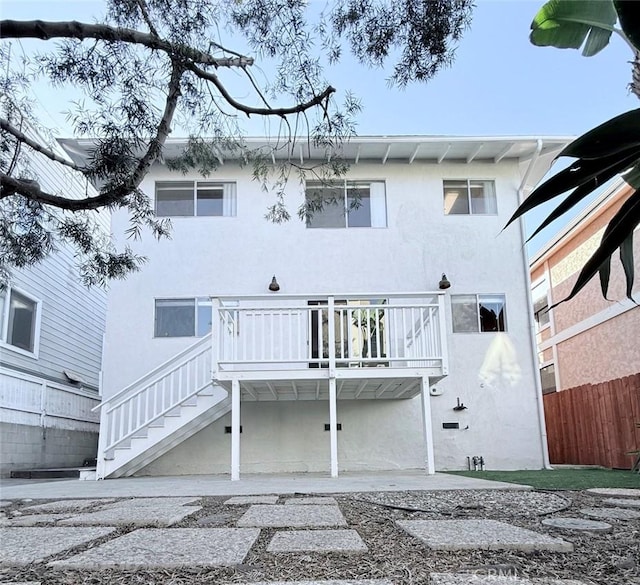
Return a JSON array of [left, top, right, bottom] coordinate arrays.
[[465, 566, 532, 580]]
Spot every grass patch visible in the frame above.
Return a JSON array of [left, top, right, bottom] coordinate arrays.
[[446, 468, 640, 490]]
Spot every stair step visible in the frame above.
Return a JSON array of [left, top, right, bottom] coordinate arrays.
[[132, 428, 148, 439], [165, 406, 182, 417], [182, 396, 198, 406], [198, 385, 215, 396], [148, 418, 165, 428]]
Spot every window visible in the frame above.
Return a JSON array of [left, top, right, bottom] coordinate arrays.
[[540, 364, 557, 394], [305, 181, 387, 228], [532, 281, 550, 330], [0, 287, 40, 354], [155, 181, 236, 217], [443, 180, 497, 215], [154, 297, 212, 337], [451, 294, 506, 333]]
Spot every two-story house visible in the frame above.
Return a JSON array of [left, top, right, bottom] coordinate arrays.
[[0, 130, 106, 477], [62, 135, 570, 480]]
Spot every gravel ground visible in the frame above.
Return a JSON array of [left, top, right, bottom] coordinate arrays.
[[0, 489, 638, 585]]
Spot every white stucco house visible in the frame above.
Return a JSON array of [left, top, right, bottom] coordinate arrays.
[[62, 135, 571, 480], [0, 132, 106, 477]]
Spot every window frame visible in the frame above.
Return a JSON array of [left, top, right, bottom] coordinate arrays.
[[531, 279, 551, 332], [304, 179, 387, 229], [443, 179, 498, 216], [0, 286, 42, 358], [539, 362, 557, 394], [154, 180, 237, 218], [153, 297, 212, 338], [451, 293, 507, 333]]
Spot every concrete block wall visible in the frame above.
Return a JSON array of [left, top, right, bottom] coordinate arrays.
[[0, 422, 98, 477]]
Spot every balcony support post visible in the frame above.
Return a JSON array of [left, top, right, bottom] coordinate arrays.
[[211, 297, 221, 380], [231, 378, 241, 481], [420, 376, 436, 475], [328, 378, 339, 478]]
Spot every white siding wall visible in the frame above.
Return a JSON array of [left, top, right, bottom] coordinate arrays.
[[103, 159, 544, 471]]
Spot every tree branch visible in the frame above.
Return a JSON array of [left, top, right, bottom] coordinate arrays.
[[1, 118, 87, 172], [186, 62, 335, 116], [0, 20, 254, 68], [1, 59, 184, 212], [135, 0, 159, 37]]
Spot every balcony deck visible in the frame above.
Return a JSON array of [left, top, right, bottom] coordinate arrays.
[[212, 292, 449, 400]]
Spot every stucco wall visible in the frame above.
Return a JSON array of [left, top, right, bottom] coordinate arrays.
[[103, 159, 546, 473]]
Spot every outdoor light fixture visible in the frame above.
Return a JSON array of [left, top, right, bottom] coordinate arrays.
[[268, 275, 280, 292], [439, 273, 451, 290]]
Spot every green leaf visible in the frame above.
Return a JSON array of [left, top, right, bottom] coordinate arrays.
[[527, 180, 603, 242], [531, 0, 617, 57], [560, 109, 640, 160], [599, 254, 612, 298], [554, 190, 640, 306], [614, 1, 640, 52], [620, 229, 635, 299], [506, 147, 640, 227]]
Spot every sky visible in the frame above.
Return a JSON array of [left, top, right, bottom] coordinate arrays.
[[2, 0, 636, 252]]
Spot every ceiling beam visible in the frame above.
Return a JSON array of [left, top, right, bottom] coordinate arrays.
[[466, 143, 483, 164], [316, 380, 321, 400], [291, 381, 298, 400], [395, 379, 420, 398], [243, 382, 257, 401], [266, 382, 278, 400], [375, 379, 397, 398], [382, 144, 391, 165], [354, 380, 369, 399], [437, 144, 451, 164], [409, 144, 421, 164], [494, 143, 515, 163], [337, 380, 345, 398]]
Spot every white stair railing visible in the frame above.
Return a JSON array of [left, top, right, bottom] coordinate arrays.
[[99, 334, 213, 457]]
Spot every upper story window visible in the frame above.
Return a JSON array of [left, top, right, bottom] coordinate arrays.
[[154, 297, 212, 337], [305, 180, 387, 228], [532, 281, 551, 330], [443, 180, 497, 215], [451, 294, 506, 333], [0, 287, 41, 355], [155, 181, 236, 217]]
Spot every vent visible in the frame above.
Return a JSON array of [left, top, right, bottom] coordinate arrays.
[[225, 426, 243, 433], [324, 423, 342, 431], [442, 422, 460, 430]]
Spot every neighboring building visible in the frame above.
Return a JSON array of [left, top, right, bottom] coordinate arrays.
[[530, 179, 640, 393], [63, 135, 570, 480], [0, 134, 107, 477]]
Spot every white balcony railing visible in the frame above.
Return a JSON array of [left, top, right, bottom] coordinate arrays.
[[212, 293, 448, 375]]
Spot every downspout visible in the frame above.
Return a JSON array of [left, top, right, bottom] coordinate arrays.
[[518, 139, 552, 469]]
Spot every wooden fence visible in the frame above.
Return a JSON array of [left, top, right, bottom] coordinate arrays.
[[543, 373, 640, 469]]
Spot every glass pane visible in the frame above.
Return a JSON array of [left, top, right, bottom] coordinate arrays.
[[347, 184, 371, 227], [305, 183, 346, 228], [451, 295, 478, 332], [7, 290, 36, 352], [156, 182, 194, 216], [540, 364, 556, 394], [470, 181, 497, 214], [479, 294, 506, 332], [197, 299, 212, 336], [443, 181, 470, 214], [533, 296, 550, 329], [197, 183, 224, 216], [155, 299, 195, 337]]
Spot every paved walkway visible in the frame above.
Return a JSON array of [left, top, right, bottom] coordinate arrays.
[[0, 471, 529, 499]]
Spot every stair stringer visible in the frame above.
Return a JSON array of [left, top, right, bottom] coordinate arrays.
[[103, 385, 230, 478]]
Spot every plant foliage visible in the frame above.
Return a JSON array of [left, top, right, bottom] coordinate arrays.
[[509, 0, 640, 305]]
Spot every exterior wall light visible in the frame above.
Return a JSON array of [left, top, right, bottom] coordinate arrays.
[[268, 275, 280, 292], [439, 273, 451, 290]]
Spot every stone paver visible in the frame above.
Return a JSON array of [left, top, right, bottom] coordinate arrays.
[[237, 505, 347, 528], [0, 527, 115, 566], [586, 488, 640, 498], [238, 581, 394, 585], [267, 529, 367, 553], [49, 528, 260, 569], [396, 520, 573, 552], [42, 497, 202, 526], [541, 517, 611, 532], [580, 507, 640, 521], [22, 499, 115, 513], [430, 576, 586, 584], [603, 497, 640, 508], [225, 496, 279, 505], [0, 501, 12, 508], [8, 513, 77, 526], [284, 497, 338, 505]]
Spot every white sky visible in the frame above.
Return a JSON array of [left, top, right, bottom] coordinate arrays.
[[2, 0, 636, 252]]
